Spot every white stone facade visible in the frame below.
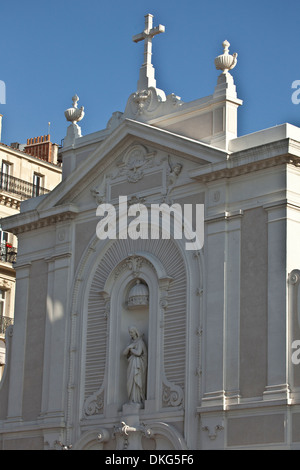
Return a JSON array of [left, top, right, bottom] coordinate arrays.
[[0, 16, 299, 450]]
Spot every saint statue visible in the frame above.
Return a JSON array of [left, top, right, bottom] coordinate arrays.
[[123, 326, 147, 404]]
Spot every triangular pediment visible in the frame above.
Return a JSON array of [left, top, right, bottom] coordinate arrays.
[[35, 119, 227, 213]]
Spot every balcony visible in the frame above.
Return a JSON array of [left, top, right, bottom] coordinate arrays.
[[0, 243, 17, 264], [0, 315, 13, 335], [0, 172, 50, 200]]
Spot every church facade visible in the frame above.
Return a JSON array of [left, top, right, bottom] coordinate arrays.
[[0, 15, 300, 450]]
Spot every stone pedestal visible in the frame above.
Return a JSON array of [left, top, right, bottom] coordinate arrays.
[[64, 123, 82, 148]]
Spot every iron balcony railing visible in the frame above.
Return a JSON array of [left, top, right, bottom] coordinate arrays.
[[0, 172, 50, 200], [0, 315, 13, 335], [0, 243, 17, 263]]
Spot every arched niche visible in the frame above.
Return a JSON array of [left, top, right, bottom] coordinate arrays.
[[100, 252, 173, 413]]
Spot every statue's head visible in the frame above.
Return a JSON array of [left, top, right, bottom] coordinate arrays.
[[129, 326, 140, 339]]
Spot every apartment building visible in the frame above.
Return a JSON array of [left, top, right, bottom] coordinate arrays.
[[0, 118, 62, 379]]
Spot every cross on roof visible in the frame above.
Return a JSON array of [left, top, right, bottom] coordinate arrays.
[[132, 14, 165, 91]]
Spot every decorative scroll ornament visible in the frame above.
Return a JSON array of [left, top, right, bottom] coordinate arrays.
[[114, 255, 153, 280], [162, 382, 184, 407], [83, 388, 104, 417], [126, 87, 182, 120], [128, 195, 146, 206], [132, 89, 152, 115], [289, 270, 300, 286]]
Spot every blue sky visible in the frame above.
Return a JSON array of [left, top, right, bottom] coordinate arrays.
[[0, 0, 300, 147]]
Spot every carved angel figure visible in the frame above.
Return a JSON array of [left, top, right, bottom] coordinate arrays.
[[165, 156, 182, 196]]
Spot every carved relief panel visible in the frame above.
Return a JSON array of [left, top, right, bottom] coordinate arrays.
[[90, 143, 184, 206]]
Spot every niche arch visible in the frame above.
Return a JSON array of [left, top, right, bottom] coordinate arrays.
[[84, 250, 175, 414], [66, 233, 203, 446]]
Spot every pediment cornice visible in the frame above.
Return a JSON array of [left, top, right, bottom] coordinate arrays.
[[35, 119, 228, 211]]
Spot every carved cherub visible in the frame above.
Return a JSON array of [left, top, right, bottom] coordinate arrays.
[[166, 156, 182, 196], [91, 176, 106, 204]]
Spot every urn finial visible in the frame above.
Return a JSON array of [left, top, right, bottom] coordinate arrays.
[[72, 94, 79, 108], [64, 94, 85, 123], [214, 40, 238, 74]]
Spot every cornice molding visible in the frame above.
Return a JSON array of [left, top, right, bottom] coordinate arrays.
[[190, 148, 300, 183], [1, 204, 79, 235], [205, 209, 244, 223]]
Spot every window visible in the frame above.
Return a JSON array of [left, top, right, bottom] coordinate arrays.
[[0, 288, 11, 336], [0, 289, 5, 319], [0, 230, 8, 244], [0, 230, 9, 262], [0, 289, 5, 333], [1, 162, 10, 191], [33, 173, 43, 197]]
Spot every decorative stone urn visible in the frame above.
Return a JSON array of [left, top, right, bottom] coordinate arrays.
[[64, 94, 85, 123], [214, 40, 238, 74], [63, 94, 85, 147]]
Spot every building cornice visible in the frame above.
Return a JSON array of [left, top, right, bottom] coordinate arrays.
[[1, 203, 79, 235], [189, 138, 300, 183], [0, 142, 62, 172]]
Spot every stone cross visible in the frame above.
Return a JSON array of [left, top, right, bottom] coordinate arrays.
[[132, 14, 165, 91]]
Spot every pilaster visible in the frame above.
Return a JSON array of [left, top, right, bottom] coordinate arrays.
[[202, 213, 227, 407], [263, 203, 290, 401], [39, 224, 73, 423], [223, 211, 243, 405], [6, 262, 31, 422]]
